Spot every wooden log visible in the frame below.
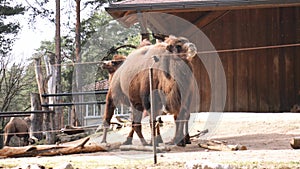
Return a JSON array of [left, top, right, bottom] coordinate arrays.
[[56, 133, 87, 143], [0, 137, 122, 158], [120, 145, 171, 152], [198, 140, 247, 151], [290, 137, 300, 149], [61, 125, 85, 135]]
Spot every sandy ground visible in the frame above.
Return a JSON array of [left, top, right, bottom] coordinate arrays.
[[1, 113, 300, 168]]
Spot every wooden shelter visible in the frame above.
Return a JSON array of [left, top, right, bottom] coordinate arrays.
[[105, 0, 300, 112]]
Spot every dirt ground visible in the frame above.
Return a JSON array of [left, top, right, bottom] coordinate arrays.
[[1, 113, 300, 169]]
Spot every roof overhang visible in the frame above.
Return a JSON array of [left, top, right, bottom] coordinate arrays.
[[106, 0, 300, 19]]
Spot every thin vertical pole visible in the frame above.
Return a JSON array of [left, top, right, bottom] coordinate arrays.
[[149, 67, 157, 164]]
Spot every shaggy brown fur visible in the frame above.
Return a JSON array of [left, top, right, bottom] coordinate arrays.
[[102, 35, 198, 146]]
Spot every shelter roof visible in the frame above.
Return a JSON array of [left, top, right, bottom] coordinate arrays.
[[106, 0, 300, 19]]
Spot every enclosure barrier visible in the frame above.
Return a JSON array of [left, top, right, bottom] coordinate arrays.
[[41, 90, 108, 108], [0, 110, 54, 118]]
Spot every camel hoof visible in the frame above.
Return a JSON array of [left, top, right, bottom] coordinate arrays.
[[185, 135, 191, 144], [176, 140, 186, 147], [123, 137, 133, 145], [156, 135, 164, 144], [166, 138, 186, 147]]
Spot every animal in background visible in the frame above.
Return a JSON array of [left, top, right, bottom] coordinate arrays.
[[4, 117, 29, 146]]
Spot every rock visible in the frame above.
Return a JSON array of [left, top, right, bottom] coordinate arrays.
[[185, 160, 234, 169], [54, 162, 74, 169], [291, 104, 300, 113]]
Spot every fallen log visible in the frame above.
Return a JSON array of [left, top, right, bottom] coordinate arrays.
[[120, 145, 171, 152], [290, 137, 300, 149], [198, 140, 247, 151], [56, 132, 88, 143], [0, 137, 121, 158]]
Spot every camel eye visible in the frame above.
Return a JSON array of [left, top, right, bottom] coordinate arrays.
[[176, 45, 182, 52]]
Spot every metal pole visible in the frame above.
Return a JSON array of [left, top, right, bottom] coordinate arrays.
[[149, 67, 157, 164]]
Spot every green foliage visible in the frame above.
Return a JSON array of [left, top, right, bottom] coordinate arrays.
[[35, 9, 142, 94], [25, 0, 55, 23], [0, 0, 25, 55], [79, 10, 141, 84], [0, 57, 32, 112], [12, 62, 38, 111]]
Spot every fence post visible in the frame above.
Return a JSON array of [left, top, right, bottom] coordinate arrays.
[[30, 93, 44, 140], [0, 118, 3, 149]]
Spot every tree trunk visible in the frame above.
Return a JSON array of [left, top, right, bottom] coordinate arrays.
[[55, 0, 63, 130], [34, 57, 55, 144], [30, 93, 43, 140], [73, 0, 83, 126], [44, 53, 57, 138]]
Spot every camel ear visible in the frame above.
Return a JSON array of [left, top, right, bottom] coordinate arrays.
[[184, 42, 197, 59]]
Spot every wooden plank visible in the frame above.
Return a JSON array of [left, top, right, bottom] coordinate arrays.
[[280, 7, 297, 111], [191, 55, 207, 112], [225, 54, 234, 112], [234, 10, 249, 111], [295, 8, 300, 105], [210, 21, 224, 112], [200, 12, 228, 112], [205, 53, 216, 112], [191, 27, 213, 112], [225, 12, 237, 112], [198, 56, 211, 112], [213, 53, 224, 111], [255, 9, 269, 112], [246, 10, 258, 112], [267, 8, 281, 112], [210, 11, 234, 112]]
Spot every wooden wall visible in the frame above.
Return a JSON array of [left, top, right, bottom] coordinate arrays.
[[116, 6, 300, 112], [107, 2, 300, 112], [190, 7, 300, 112]]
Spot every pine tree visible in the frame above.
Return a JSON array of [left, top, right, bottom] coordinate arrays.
[[0, 0, 25, 55]]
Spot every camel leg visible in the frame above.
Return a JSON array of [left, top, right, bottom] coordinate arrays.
[[173, 110, 186, 147], [156, 117, 163, 144], [4, 134, 12, 146], [23, 133, 30, 146], [123, 122, 148, 146], [101, 95, 115, 143], [123, 128, 135, 145], [184, 113, 191, 144], [148, 90, 164, 146], [131, 109, 148, 146]]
